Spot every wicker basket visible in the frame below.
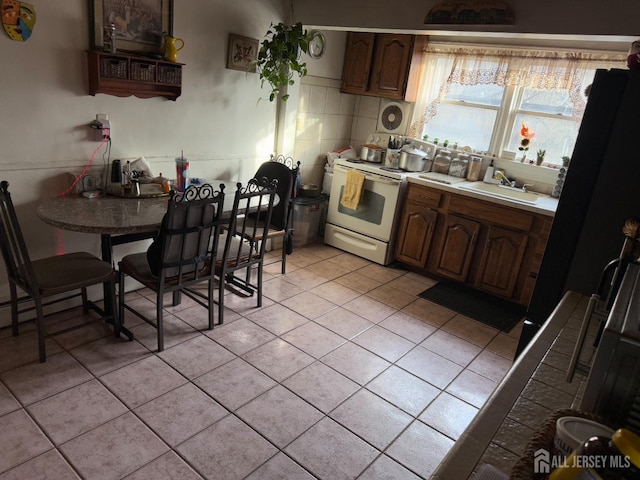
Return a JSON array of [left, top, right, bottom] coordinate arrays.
[[130, 61, 156, 82], [99, 56, 128, 80], [509, 409, 609, 480], [157, 65, 181, 85]]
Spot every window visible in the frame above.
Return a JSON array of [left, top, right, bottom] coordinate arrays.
[[411, 46, 624, 167]]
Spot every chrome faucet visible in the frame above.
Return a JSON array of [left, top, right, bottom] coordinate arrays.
[[494, 170, 516, 188], [494, 171, 534, 192]]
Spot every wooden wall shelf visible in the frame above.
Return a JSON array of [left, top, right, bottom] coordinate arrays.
[[87, 50, 183, 101]]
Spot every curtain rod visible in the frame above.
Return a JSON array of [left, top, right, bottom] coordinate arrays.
[[426, 40, 627, 58]]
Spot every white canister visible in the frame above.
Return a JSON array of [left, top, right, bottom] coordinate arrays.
[[360, 145, 369, 161], [553, 417, 615, 458]]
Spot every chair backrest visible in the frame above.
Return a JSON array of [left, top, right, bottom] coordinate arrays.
[[223, 177, 277, 268], [0, 181, 38, 294], [272, 154, 301, 230], [158, 183, 225, 280], [253, 162, 292, 230]]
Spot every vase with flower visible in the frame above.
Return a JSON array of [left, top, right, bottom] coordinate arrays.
[[518, 122, 535, 162]]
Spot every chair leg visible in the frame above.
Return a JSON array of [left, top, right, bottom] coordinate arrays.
[[208, 279, 215, 330], [157, 291, 164, 352], [218, 272, 225, 325], [9, 283, 19, 336], [81, 287, 89, 313], [257, 262, 263, 308], [172, 290, 181, 306], [118, 270, 126, 335], [108, 277, 119, 338], [281, 237, 287, 274], [34, 300, 46, 363]]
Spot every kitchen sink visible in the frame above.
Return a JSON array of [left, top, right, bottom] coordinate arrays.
[[458, 182, 539, 204]]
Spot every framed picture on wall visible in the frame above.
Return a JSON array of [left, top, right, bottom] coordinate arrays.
[[226, 34, 258, 73], [89, 0, 174, 54]]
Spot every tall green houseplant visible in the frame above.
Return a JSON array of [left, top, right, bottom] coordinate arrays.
[[255, 22, 314, 102]]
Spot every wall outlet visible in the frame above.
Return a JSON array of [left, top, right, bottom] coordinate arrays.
[[67, 173, 103, 194], [91, 114, 111, 140], [83, 175, 98, 191]]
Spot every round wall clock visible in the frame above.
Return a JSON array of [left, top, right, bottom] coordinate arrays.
[[309, 32, 326, 59]]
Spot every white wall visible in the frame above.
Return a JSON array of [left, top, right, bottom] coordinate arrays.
[[0, 0, 290, 326]]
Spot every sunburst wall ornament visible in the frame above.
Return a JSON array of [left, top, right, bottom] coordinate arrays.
[[2, 0, 36, 41], [424, 0, 514, 25]]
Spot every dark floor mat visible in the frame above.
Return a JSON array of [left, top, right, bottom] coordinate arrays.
[[418, 281, 526, 332]]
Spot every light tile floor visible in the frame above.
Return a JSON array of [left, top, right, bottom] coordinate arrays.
[[0, 242, 521, 480]]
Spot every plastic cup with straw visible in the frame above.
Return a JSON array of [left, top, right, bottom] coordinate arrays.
[[175, 150, 189, 192]]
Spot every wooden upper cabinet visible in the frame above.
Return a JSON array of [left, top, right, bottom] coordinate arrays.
[[340, 32, 425, 101], [369, 34, 415, 98], [341, 32, 375, 94]]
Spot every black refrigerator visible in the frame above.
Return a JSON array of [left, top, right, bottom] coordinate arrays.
[[516, 68, 640, 356]]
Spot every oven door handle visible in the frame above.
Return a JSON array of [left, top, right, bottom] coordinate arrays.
[[334, 165, 402, 186]]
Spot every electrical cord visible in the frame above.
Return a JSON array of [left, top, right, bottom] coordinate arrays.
[[60, 129, 110, 196]]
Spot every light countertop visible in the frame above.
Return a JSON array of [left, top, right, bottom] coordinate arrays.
[[405, 174, 558, 217]]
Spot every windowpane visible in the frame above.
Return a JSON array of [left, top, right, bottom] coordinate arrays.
[[446, 84, 505, 107], [506, 113, 580, 165], [520, 88, 574, 116], [424, 103, 497, 152]]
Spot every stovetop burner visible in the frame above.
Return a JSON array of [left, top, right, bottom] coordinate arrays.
[[346, 159, 365, 164], [379, 167, 403, 173]]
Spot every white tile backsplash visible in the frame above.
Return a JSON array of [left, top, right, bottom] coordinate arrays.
[[309, 86, 329, 114], [358, 96, 382, 119], [340, 94, 357, 116], [294, 76, 560, 194], [295, 76, 359, 186], [326, 89, 342, 115]]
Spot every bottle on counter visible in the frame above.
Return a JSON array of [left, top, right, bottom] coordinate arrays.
[[122, 160, 132, 196], [467, 156, 483, 181], [483, 159, 495, 183]]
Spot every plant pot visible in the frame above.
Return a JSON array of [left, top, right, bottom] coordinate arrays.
[[536, 156, 544, 166]]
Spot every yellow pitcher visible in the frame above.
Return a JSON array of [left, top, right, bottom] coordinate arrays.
[[163, 34, 184, 62]]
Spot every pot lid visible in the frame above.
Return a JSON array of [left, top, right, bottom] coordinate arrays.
[[402, 147, 428, 157]]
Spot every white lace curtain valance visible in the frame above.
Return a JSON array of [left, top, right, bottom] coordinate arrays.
[[408, 46, 627, 139]]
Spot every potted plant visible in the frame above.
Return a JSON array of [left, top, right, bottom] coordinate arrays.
[[562, 155, 571, 167], [254, 22, 315, 102], [536, 149, 546, 165]]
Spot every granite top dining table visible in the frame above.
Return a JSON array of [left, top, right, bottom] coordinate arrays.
[[36, 181, 237, 264]]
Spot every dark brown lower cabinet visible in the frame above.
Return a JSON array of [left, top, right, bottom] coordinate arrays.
[[394, 182, 551, 306]]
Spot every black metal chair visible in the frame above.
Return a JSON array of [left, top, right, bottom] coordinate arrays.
[[118, 183, 225, 352], [0, 181, 119, 362], [252, 154, 300, 274], [215, 177, 277, 323]]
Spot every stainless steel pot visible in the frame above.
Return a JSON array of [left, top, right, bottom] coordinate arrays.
[[360, 144, 384, 163], [398, 147, 429, 171]]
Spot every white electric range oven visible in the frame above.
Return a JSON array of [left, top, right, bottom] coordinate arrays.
[[324, 158, 410, 265]]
